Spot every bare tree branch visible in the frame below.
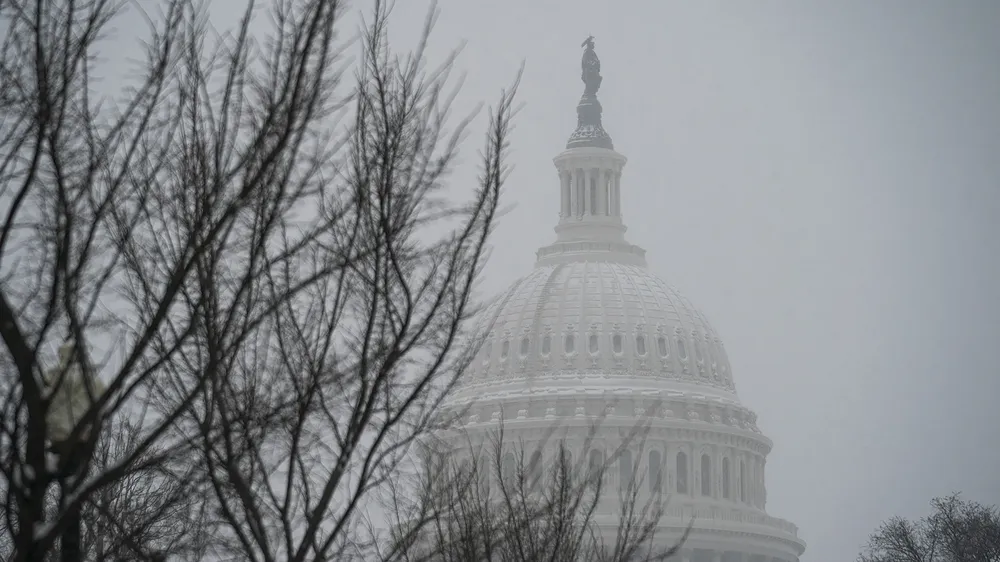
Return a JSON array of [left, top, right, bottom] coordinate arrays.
[[0, 0, 520, 559], [859, 493, 1000, 562]]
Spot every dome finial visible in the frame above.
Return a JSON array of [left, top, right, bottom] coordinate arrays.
[[567, 36, 613, 149]]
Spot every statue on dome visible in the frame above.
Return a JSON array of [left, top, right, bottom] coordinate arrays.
[[581, 35, 602, 96]]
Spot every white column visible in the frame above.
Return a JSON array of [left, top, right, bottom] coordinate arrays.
[[608, 171, 616, 216], [694, 451, 701, 497], [583, 169, 591, 215], [714, 446, 722, 500], [600, 169, 609, 215], [761, 458, 767, 508], [559, 171, 568, 217], [575, 169, 584, 217], [569, 169, 578, 217], [739, 454, 744, 503], [611, 170, 622, 217], [754, 457, 761, 508], [660, 442, 677, 490], [757, 458, 764, 508], [565, 170, 572, 217], [752, 457, 759, 507], [587, 168, 597, 215]]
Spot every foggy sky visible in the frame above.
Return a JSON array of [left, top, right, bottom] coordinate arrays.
[[99, 1, 1000, 560], [387, 2, 1000, 560]]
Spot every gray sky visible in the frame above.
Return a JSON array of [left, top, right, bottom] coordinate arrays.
[[97, 1, 1000, 560], [386, 1, 1000, 560]]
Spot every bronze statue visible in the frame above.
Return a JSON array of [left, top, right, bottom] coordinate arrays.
[[566, 35, 613, 149], [581, 35, 602, 96]]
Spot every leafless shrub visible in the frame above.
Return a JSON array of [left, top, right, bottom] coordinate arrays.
[[859, 493, 1000, 562], [381, 417, 692, 562]]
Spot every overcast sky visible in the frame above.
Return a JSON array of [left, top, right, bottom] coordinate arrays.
[[97, 1, 1000, 560], [382, 1, 1000, 560]]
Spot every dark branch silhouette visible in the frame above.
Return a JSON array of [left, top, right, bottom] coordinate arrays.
[[0, 0, 520, 559], [859, 493, 1000, 562]]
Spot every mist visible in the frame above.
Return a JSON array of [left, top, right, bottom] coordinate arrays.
[[387, 1, 1000, 560], [5, 1, 998, 560]]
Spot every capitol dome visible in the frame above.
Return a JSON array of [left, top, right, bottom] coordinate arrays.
[[443, 38, 805, 562], [463, 260, 739, 401]]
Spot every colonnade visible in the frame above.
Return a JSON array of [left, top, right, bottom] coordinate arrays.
[[488, 437, 767, 509], [559, 167, 622, 218]]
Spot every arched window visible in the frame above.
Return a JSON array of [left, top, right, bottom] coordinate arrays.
[[589, 333, 599, 354], [500, 340, 509, 360], [649, 450, 662, 493], [528, 451, 542, 492], [635, 335, 647, 356], [701, 454, 711, 496], [502, 452, 516, 487], [657, 336, 668, 357], [676, 452, 688, 494], [722, 457, 731, 499], [559, 448, 573, 481], [541, 334, 551, 355], [519, 336, 530, 357], [619, 449, 633, 492], [564, 334, 575, 354], [588, 449, 604, 486], [739, 459, 747, 502], [612, 334, 623, 354], [677, 338, 687, 360]]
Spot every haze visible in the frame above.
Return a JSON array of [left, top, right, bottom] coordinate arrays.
[[78, 1, 1000, 560], [387, 1, 1000, 561]]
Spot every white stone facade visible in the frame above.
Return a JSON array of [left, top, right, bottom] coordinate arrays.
[[441, 49, 805, 562]]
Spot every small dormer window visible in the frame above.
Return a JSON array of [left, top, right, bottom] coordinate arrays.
[[657, 336, 668, 357], [519, 336, 530, 357], [677, 338, 687, 360], [588, 333, 598, 354], [500, 340, 510, 360], [635, 335, 647, 356], [612, 334, 623, 354], [564, 334, 575, 354], [541, 334, 551, 355]]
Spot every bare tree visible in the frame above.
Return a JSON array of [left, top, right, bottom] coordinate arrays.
[[79, 419, 209, 561], [859, 493, 1000, 562], [381, 420, 692, 562], [0, 0, 519, 559]]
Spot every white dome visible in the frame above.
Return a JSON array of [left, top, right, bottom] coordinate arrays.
[[442, 42, 804, 561], [463, 260, 739, 401]]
